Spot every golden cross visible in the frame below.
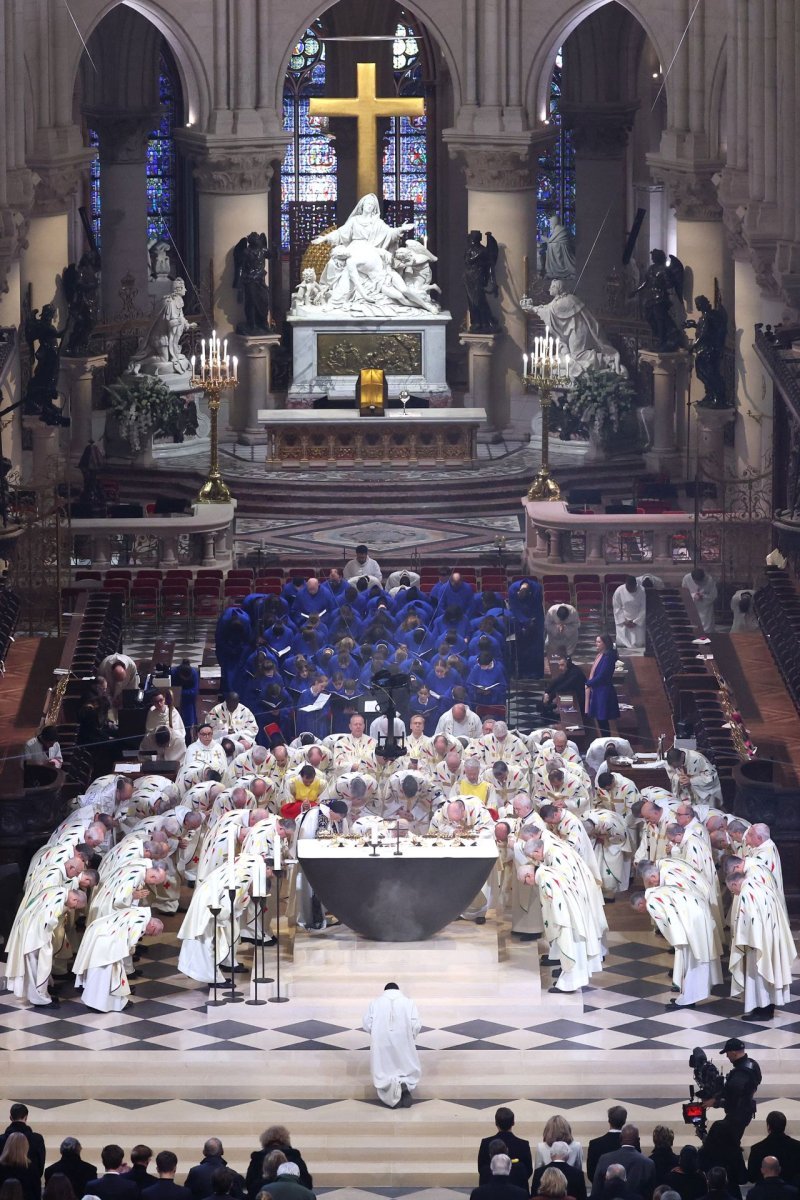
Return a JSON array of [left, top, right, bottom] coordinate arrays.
[[309, 61, 424, 200]]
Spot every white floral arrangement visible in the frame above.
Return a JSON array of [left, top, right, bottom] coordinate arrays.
[[554, 367, 637, 443], [104, 375, 195, 451]]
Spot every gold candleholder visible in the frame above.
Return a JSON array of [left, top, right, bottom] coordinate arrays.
[[522, 371, 569, 502], [190, 375, 236, 504]]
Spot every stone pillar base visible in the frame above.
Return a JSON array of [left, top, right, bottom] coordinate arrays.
[[233, 332, 282, 444], [639, 348, 689, 474], [459, 330, 498, 414], [695, 405, 735, 481], [60, 354, 108, 463]]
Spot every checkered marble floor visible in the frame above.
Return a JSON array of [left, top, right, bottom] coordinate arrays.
[[3, 913, 799, 1055]]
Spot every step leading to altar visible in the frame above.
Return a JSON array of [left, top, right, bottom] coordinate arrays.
[[287, 311, 452, 405]]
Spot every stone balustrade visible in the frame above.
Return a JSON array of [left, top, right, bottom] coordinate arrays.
[[522, 498, 718, 579], [70, 501, 236, 570]]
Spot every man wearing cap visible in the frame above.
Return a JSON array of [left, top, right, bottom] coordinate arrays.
[[260, 1161, 314, 1200], [700, 1039, 762, 1182]]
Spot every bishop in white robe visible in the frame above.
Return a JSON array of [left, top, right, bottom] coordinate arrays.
[[4, 885, 87, 1005], [74, 907, 163, 1011]]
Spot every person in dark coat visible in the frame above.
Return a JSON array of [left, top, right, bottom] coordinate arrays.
[[171, 661, 200, 732], [649, 1126, 679, 1186], [470, 1154, 530, 1200], [587, 1108, 629, 1183], [543, 655, 587, 721], [141, 1152, 192, 1200], [590, 1125, 655, 1200], [45, 1139, 98, 1194], [532, 1144, 587, 1200], [748, 1115, 800, 1186], [664, 1145, 708, 1200], [705, 1166, 741, 1200], [478, 1109, 533, 1191], [246, 1127, 312, 1198], [83, 1146, 139, 1200], [585, 634, 620, 737], [254, 1163, 313, 1200], [127, 1148, 157, 1195], [747, 1159, 799, 1200], [184, 1142, 244, 1200], [0, 1134, 43, 1200], [0, 1107, 46, 1178]]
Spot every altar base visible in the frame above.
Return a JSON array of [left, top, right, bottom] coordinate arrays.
[[287, 311, 452, 406]]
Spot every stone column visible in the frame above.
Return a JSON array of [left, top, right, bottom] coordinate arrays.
[[459, 331, 497, 410], [695, 406, 735, 482], [60, 353, 108, 463], [732, 255, 783, 472], [446, 140, 537, 432], [232, 332, 281, 443], [20, 158, 87, 321], [639, 349, 688, 474], [560, 104, 637, 314], [22, 415, 60, 485], [649, 162, 730, 307], [180, 136, 285, 330], [87, 113, 157, 321]]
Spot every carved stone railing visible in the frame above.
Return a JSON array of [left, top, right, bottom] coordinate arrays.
[[70, 500, 236, 569], [522, 498, 725, 578]]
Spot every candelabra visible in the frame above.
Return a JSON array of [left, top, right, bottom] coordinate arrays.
[[521, 339, 571, 503], [190, 332, 238, 505]]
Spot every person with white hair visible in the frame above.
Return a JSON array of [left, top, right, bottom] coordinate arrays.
[[538, 803, 602, 883], [532, 760, 591, 815], [533, 730, 582, 768], [80, 773, 134, 817], [474, 721, 531, 769], [472, 1154, 531, 1200], [665, 747, 722, 807], [74, 907, 164, 1011], [222, 744, 274, 787], [4, 884, 88, 1005], [86, 862, 167, 924], [331, 713, 378, 773], [727, 869, 797, 1019], [631, 789, 676, 864], [632, 864, 722, 1007], [363, 982, 421, 1108], [743, 823, 784, 891]]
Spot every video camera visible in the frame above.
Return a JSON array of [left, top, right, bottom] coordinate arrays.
[[683, 1048, 725, 1140]]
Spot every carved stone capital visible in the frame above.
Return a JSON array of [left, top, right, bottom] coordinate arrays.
[[29, 153, 95, 216], [648, 161, 723, 221], [448, 144, 535, 192], [87, 111, 160, 165], [560, 103, 637, 159], [749, 242, 780, 299]]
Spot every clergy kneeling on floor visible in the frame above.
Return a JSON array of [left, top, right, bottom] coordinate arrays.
[[363, 982, 421, 1109]]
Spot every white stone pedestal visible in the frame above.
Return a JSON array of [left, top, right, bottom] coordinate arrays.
[[695, 406, 735, 481], [459, 330, 497, 415], [60, 354, 108, 464], [287, 311, 452, 405], [22, 416, 61, 484], [232, 332, 282, 444], [640, 348, 688, 474]]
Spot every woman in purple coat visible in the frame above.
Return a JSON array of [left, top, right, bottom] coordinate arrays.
[[585, 633, 620, 737]]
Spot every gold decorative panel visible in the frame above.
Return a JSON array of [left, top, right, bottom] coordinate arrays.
[[316, 332, 422, 376]]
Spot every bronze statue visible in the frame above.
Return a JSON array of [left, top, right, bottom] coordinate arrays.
[[24, 305, 70, 426], [631, 248, 686, 352], [463, 230, 500, 333], [62, 249, 101, 357], [232, 231, 273, 334], [77, 439, 107, 514], [686, 294, 730, 409]]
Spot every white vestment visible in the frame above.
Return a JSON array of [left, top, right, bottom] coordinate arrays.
[[4, 884, 75, 1003], [729, 876, 797, 1010], [681, 572, 718, 632], [612, 584, 646, 653], [645, 883, 722, 1005], [74, 907, 151, 1011], [544, 604, 580, 655], [363, 988, 421, 1107]]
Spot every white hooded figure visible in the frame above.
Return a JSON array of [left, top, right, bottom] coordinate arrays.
[[363, 983, 421, 1108]]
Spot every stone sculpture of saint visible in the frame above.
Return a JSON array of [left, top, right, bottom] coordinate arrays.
[[531, 279, 625, 380], [128, 277, 197, 378], [538, 215, 577, 282]]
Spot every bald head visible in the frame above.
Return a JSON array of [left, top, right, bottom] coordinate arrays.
[[446, 800, 466, 823], [445, 750, 462, 772]]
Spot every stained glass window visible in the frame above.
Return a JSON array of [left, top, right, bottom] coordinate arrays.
[[87, 43, 181, 253], [281, 25, 337, 250], [536, 51, 576, 240], [146, 50, 180, 242], [382, 21, 427, 238]]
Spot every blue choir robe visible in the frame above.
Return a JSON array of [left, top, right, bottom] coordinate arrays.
[[295, 686, 333, 739], [170, 665, 199, 730], [466, 660, 508, 708], [507, 578, 545, 678], [292, 582, 335, 624], [435, 580, 476, 614], [409, 694, 442, 736], [215, 607, 253, 693], [467, 631, 505, 659], [330, 686, 366, 733]]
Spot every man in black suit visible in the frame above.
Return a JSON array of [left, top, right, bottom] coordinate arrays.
[[84, 1145, 139, 1200], [478, 1108, 532, 1191], [748, 1157, 800, 1200], [749, 1115, 800, 1185], [0, 1104, 46, 1177], [471, 1153, 530, 1200], [590, 1125, 655, 1200], [142, 1152, 192, 1200], [45, 1137, 98, 1194], [532, 1143, 587, 1200], [587, 1107, 628, 1182], [127, 1146, 158, 1194], [184, 1141, 245, 1200]]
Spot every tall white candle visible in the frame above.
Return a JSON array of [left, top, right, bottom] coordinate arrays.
[[522, 352, 528, 376], [370, 823, 378, 846], [273, 834, 282, 872], [227, 828, 235, 877], [232, 356, 238, 382]]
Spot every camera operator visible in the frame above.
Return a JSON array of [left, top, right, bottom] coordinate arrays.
[[699, 1039, 762, 1198]]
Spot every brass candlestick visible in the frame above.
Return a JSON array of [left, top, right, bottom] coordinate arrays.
[[522, 372, 568, 502], [191, 375, 235, 504]]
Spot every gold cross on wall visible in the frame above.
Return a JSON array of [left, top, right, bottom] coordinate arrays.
[[309, 61, 424, 200]]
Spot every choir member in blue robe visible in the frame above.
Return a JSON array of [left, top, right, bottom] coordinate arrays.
[[507, 577, 545, 678], [296, 674, 333, 739], [292, 577, 334, 623], [409, 684, 441, 735], [215, 606, 253, 693], [466, 651, 508, 708]]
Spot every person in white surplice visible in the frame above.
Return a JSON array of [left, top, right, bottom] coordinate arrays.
[[612, 577, 646, 655], [362, 982, 421, 1108]]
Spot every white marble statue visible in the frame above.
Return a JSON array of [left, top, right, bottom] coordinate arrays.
[[538, 216, 577, 282], [293, 193, 442, 318], [531, 280, 625, 381], [128, 277, 197, 383]]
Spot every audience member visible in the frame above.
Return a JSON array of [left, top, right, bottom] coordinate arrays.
[[587, 1108, 628, 1182], [747, 1159, 799, 1200], [478, 1109, 532, 1190], [85, 1147, 139, 1200], [0, 1135, 44, 1200], [532, 1142, 587, 1200], [664, 1146, 707, 1200], [749, 1116, 800, 1185], [45, 1140, 98, 1194], [471, 1154, 530, 1200], [255, 1162, 314, 1200], [141, 1152, 191, 1200], [127, 1147, 158, 1195], [591, 1125, 655, 1200], [536, 1116, 583, 1170], [649, 1128, 679, 1186], [245, 1128, 312, 1198], [0, 1105, 46, 1177], [532, 1166, 572, 1200], [184, 1142, 244, 1200]]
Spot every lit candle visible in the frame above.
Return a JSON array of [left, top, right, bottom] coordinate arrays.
[[232, 356, 238, 382], [227, 828, 235, 877], [371, 823, 378, 846], [223, 338, 228, 361], [522, 352, 528, 376], [273, 833, 282, 872], [252, 855, 266, 898], [191, 355, 195, 375]]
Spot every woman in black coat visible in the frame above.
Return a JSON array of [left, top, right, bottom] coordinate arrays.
[[246, 1128, 312, 1199]]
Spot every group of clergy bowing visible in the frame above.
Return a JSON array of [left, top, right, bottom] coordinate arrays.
[[5, 656, 794, 1020]]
